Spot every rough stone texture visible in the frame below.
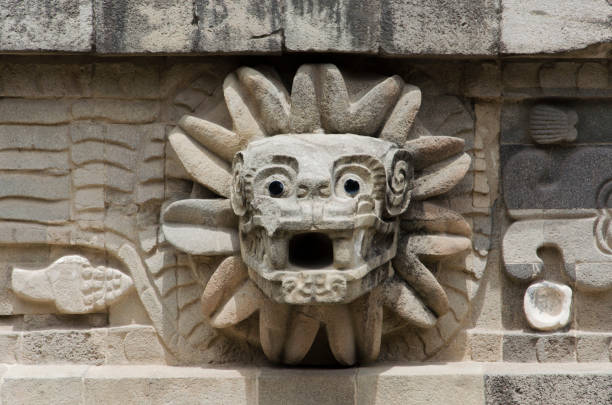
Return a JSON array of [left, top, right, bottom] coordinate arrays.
[[357, 364, 485, 405], [0, 0, 93, 52], [501, 0, 612, 55], [284, 0, 381, 52], [1, 365, 85, 405], [380, 0, 500, 55], [3, 1, 612, 56], [501, 145, 612, 209], [485, 366, 612, 405], [259, 368, 355, 405], [94, 0, 283, 54]]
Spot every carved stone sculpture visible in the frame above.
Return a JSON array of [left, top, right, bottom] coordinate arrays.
[[12, 255, 134, 314], [162, 64, 472, 365]]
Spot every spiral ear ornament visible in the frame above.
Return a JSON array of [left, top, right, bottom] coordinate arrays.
[[386, 149, 413, 216]]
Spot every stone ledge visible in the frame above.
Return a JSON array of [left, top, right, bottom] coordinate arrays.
[[1, 0, 610, 56], [1, 363, 612, 404]]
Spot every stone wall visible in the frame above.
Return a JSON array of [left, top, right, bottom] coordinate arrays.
[[1, 0, 611, 56], [1, 0, 612, 403]]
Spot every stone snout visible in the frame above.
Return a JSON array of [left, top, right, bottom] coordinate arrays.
[[239, 195, 399, 305], [230, 134, 412, 305]]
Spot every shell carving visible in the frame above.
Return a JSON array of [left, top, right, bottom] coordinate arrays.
[[529, 104, 578, 144], [12, 255, 134, 314], [163, 63, 473, 365]]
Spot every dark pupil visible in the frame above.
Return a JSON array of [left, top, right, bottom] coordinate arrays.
[[268, 180, 284, 196], [344, 179, 360, 196]]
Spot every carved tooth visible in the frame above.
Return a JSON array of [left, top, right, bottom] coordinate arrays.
[[266, 235, 288, 269], [323, 305, 356, 366], [333, 238, 352, 269], [259, 300, 290, 362], [350, 287, 383, 363], [283, 311, 320, 365]]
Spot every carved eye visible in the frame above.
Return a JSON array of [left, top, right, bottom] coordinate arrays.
[[268, 180, 285, 197], [344, 179, 360, 196]]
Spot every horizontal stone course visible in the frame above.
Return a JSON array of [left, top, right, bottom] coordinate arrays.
[[1, 0, 611, 56], [0, 364, 612, 404]]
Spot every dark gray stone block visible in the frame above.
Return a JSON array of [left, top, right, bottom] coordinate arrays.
[[502, 100, 612, 145], [501, 145, 612, 209], [485, 374, 612, 405]]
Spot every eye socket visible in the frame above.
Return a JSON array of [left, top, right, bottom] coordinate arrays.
[[268, 180, 285, 197], [343, 179, 360, 196]]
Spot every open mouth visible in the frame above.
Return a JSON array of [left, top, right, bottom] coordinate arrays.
[[288, 232, 334, 269]]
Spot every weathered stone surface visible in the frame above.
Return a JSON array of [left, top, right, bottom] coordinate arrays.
[[284, 0, 381, 53], [94, 0, 282, 54], [501, 0, 612, 54], [19, 330, 105, 365], [501, 146, 612, 209], [502, 101, 612, 145], [1, 365, 85, 405], [380, 0, 500, 56], [358, 364, 485, 405], [161, 63, 475, 366], [485, 368, 612, 404], [502, 334, 538, 362], [0, 0, 93, 52], [259, 368, 355, 405], [84, 366, 257, 405]]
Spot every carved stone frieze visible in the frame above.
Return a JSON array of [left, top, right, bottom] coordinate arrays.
[[162, 63, 477, 365], [502, 100, 612, 332]]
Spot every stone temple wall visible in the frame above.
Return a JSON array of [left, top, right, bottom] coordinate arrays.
[[0, 1, 611, 404]]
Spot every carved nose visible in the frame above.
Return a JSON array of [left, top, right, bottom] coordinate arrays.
[[297, 179, 331, 198]]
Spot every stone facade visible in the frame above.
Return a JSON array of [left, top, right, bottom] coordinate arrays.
[[0, 0, 611, 403]]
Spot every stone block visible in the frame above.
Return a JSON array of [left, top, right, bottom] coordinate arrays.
[[576, 334, 611, 362], [72, 100, 159, 124], [1, 365, 86, 405], [258, 368, 356, 405], [94, 0, 282, 54], [357, 364, 485, 405], [501, 0, 612, 54], [381, 0, 500, 56], [83, 366, 257, 405], [0, 332, 19, 363], [91, 63, 160, 99], [469, 330, 502, 362], [123, 327, 166, 364], [536, 335, 576, 362], [501, 145, 612, 209], [0, 64, 93, 97], [0, 0, 92, 52], [19, 330, 105, 365], [0, 99, 72, 124], [0, 125, 69, 151], [485, 366, 612, 405], [501, 100, 612, 145], [502, 333, 538, 362], [284, 0, 380, 53]]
